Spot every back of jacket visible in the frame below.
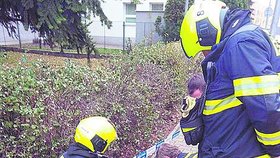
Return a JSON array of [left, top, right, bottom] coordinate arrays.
[[199, 10, 280, 158], [60, 143, 99, 158]]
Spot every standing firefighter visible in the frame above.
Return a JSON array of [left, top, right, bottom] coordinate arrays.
[[60, 117, 118, 158], [180, 0, 280, 157]]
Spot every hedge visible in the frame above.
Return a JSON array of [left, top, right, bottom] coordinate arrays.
[[0, 42, 202, 157]]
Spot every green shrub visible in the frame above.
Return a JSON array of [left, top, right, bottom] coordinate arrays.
[[0, 42, 202, 157], [0, 49, 7, 64], [94, 42, 202, 157], [272, 38, 280, 54], [0, 60, 101, 157]]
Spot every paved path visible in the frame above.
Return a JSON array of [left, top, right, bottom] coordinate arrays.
[[148, 123, 198, 158], [168, 123, 198, 154]]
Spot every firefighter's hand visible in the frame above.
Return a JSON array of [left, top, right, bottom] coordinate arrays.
[[181, 96, 196, 118]]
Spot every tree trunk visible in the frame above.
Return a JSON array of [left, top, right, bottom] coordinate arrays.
[[77, 47, 80, 54], [60, 44, 64, 53], [87, 48, 91, 68]]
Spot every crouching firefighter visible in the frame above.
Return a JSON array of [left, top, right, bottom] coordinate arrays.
[[60, 116, 118, 158], [179, 0, 280, 157]]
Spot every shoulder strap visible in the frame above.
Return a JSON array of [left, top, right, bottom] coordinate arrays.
[[230, 24, 258, 38], [198, 62, 216, 115]]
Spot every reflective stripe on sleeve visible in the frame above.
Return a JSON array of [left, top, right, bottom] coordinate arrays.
[[182, 127, 196, 133], [278, 73, 280, 89], [203, 95, 242, 115], [255, 129, 280, 146], [186, 153, 198, 158], [255, 154, 271, 158], [233, 75, 280, 97]]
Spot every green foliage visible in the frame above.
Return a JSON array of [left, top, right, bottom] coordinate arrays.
[[271, 37, 280, 54], [156, 0, 249, 43], [155, 0, 194, 43], [131, 0, 141, 4], [221, 0, 249, 9], [0, 0, 111, 55], [0, 49, 7, 64], [96, 48, 123, 55], [0, 42, 202, 157], [0, 60, 102, 157], [89, 42, 202, 157], [125, 38, 133, 54]]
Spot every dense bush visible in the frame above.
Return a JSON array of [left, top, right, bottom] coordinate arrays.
[[0, 60, 101, 157], [272, 37, 280, 53], [94, 42, 202, 157], [222, 0, 249, 9], [0, 42, 202, 157]]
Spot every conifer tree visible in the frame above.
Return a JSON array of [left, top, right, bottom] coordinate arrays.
[[0, 0, 111, 54]]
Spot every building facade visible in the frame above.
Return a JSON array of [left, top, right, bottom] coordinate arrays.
[[89, 0, 167, 48], [0, 0, 166, 48], [251, 0, 280, 38]]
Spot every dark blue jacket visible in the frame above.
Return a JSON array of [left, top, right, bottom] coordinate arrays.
[[60, 143, 105, 158], [199, 9, 280, 157]]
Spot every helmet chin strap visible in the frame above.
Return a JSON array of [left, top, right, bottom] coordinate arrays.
[[220, 7, 229, 30]]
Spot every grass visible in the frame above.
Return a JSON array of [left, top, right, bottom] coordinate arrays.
[[0, 51, 107, 69], [4, 43, 124, 56], [96, 48, 124, 55]]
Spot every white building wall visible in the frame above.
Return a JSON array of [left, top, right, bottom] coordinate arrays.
[[251, 0, 276, 30], [137, 0, 167, 11], [0, 0, 167, 48], [88, 0, 166, 48]]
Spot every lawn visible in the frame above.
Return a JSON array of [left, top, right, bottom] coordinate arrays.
[[4, 43, 124, 56], [0, 51, 107, 69]]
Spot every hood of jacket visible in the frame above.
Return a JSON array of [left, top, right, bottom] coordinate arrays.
[[63, 143, 102, 158], [201, 9, 252, 70]]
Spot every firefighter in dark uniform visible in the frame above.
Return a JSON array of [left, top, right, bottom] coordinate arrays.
[[180, 0, 280, 157], [60, 116, 117, 158]]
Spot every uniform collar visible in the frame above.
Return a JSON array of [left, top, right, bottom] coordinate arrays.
[[221, 9, 251, 39], [65, 143, 101, 158], [202, 9, 252, 64]]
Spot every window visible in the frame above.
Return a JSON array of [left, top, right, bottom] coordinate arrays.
[[151, 3, 164, 11], [125, 3, 136, 24]]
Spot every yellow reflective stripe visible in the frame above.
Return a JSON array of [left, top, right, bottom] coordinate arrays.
[[203, 95, 242, 115], [278, 73, 280, 89], [182, 127, 196, 133], [233, 75, 280, 97], [255, 154, 271, 158], [255, 129, 280, 145], [185, 152, 198, 158]]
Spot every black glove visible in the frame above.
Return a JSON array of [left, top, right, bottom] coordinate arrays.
[[180, 99, 204, 145]]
